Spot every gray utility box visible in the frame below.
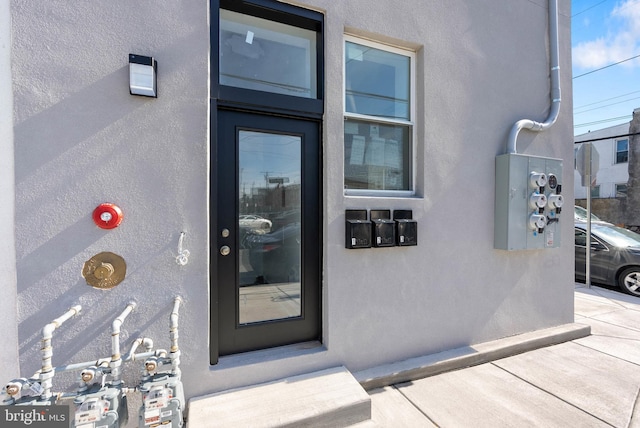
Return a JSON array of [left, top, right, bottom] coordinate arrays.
[[495, 153, 563, 251]]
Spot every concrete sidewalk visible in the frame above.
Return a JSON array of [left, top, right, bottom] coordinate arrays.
[[366, 284, 640, 427], [189, 284, 640, 427]]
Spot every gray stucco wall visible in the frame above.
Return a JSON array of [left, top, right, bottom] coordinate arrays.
[[1, 0, 19, 383], [10, 0, 211, 395], [8, 0, 574, 404]]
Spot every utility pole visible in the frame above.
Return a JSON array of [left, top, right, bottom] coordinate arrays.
[[627, 109, 640, 228]]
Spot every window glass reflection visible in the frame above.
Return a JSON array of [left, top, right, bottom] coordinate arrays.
[[238, 130, 302, 324], [345, 41, 410, 119], [220, 9, 317, 98]]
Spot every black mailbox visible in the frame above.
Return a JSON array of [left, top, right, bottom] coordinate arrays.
[[370, 210, 395, 248], [345, 210, 371, 249], [394, 210, 418, 246]]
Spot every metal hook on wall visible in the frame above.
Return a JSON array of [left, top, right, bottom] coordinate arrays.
[[176, 232, 190, 266]]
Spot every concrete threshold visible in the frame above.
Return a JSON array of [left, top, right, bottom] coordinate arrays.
[[355, 322, 590, 390], [187, 366, 371, 428]]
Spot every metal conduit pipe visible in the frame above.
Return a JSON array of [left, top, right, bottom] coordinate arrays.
[[169, 296, 183, 375], [54, 357, 111, 374], [40, 305, 82, 400], [110, 301, 137, 385], [47, 337, 151, 374], [169, 297, 182, 353], [123, 337, 154, 362], [507, 0, 561, 154]]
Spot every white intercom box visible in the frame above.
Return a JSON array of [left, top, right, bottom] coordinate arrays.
[[495, 153, 563, 250]]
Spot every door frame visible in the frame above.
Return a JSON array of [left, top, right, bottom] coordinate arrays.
[[210, 108, 322, 363], [210, 0, 324, 364]]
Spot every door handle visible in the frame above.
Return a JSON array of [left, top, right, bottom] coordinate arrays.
[[220, 245, 231, 256]]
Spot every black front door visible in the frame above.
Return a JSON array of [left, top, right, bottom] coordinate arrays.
[[212, 109, 321, 361]]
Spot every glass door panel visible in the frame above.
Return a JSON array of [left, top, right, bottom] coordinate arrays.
[[214, 109, 320, 360], [238, 130, 302, 324]]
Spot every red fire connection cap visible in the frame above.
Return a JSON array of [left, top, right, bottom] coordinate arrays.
[[93, 203, 123, 229]]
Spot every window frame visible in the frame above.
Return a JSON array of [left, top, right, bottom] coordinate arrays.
[[213, 0, 324, 118], [616, 183, 628, 197], [574, 228, 609, 251], [343, 35, 416, 197], [615, 138, 629, 164]]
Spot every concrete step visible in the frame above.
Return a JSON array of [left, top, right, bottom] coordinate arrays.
[[187, 366, 371, 428]]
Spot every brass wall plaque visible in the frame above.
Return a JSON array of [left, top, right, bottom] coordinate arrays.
[[82, 252, 126, 289]]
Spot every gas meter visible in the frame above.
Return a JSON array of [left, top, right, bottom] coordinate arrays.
[[72, 385, 128, 428], [138, 374, 184, 427]]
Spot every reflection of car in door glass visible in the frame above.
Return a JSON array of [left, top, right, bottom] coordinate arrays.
[[239, 215, 272, 232], [270, 210, 301, 230], [246, 222, 301, 284]]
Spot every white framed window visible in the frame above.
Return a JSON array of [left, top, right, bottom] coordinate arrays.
[[616, 138, 629, 164], [616, 183, 628, 197], [343, 35, 415, 196]]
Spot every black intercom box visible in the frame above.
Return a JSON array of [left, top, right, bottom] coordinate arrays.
[[394, 210, 418, 246], [370, 210, 395, 248], [345, 210, 371, 249]]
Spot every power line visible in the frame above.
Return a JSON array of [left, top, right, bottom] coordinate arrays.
[[574, 131, 640, 144], [574, 90, 640, 110], [573, 53, 640, 79], [574, 96, 640, 115], [574, 114, 632, 128], [572, 0, 610, 18]]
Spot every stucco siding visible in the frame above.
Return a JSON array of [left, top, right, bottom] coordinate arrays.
[[1, 0, 19, 384], [8, 0, 574, 403]]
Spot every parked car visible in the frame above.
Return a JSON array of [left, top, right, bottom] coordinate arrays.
[[246, 222, 300, 284], [575, 221, 640, 296], [239, 214, 272, 232], [573, 205, 609, 224]]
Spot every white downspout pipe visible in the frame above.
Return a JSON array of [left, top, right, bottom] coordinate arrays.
[[110, 301, 137, 385], [40, 305, 82, 400], [507, 0, 561, 154]]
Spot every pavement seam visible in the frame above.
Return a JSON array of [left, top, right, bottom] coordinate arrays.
[[577, 286, 640, 311], [628, 386, 640, 428], [491, 362, 616, 427], [589, 319, 640, 334], [391, 384, 441, 427], [576, 333, 640, 347]]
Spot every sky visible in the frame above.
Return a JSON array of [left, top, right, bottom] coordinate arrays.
[[572, 0, 640, 136]]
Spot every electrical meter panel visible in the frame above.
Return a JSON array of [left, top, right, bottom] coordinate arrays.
[[495, 153, 563, 250]]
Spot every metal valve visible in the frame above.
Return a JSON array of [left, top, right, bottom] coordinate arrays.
[[5, 382, 22, 397], [81, 369, 95, 383]]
